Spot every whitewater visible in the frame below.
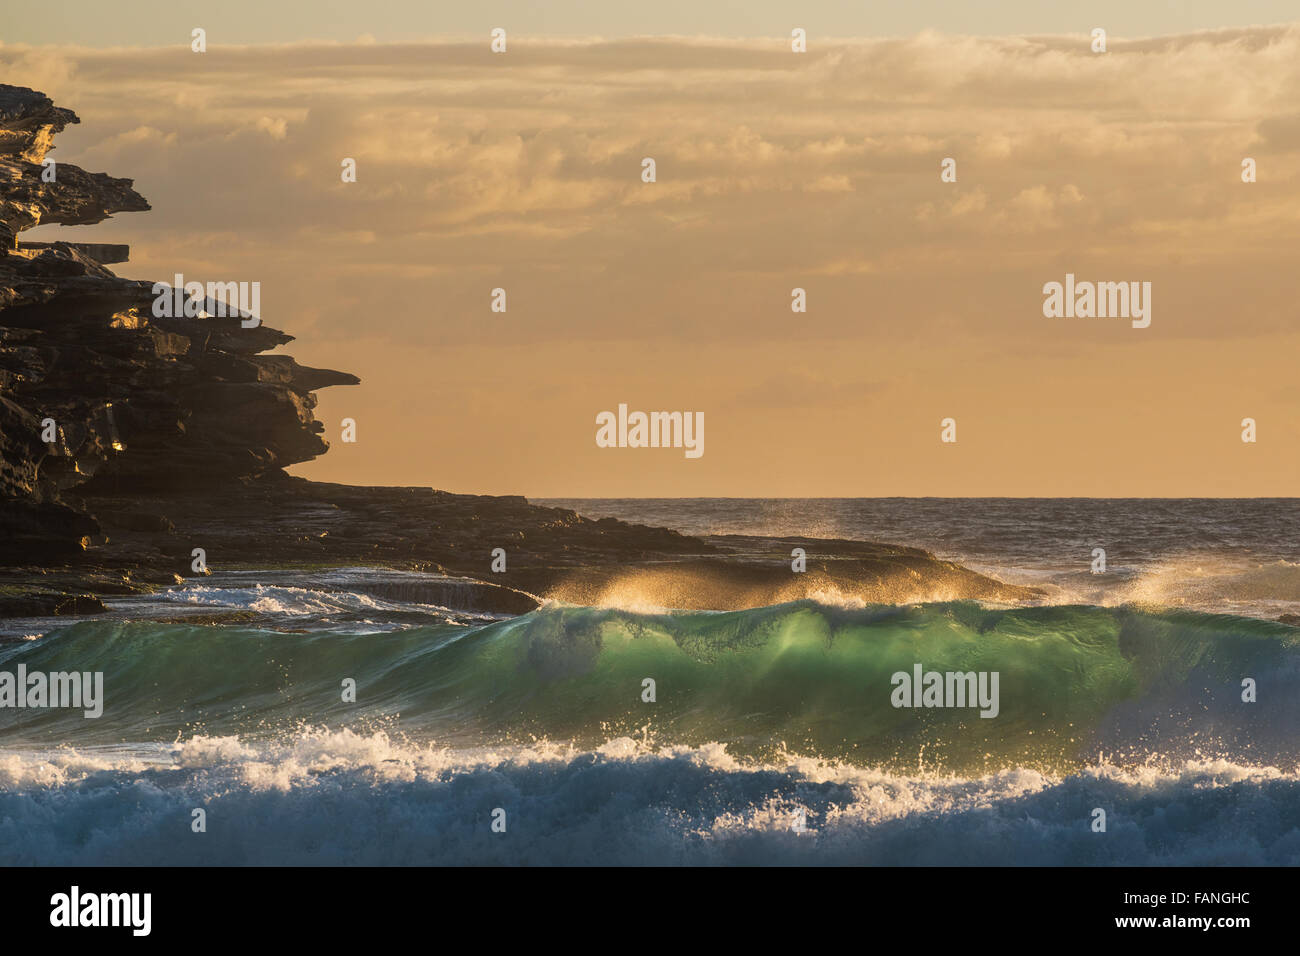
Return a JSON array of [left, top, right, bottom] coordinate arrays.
[[3, 573, 1299, 865]]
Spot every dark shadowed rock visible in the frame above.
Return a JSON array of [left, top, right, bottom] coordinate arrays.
[[0, 84, 1039, 618], [18, 241, 131, 264], [1, 83, 359, 553]]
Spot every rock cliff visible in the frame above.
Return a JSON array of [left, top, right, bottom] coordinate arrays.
[[0, 84, 358, 563], [0, 84, 1037, 622]]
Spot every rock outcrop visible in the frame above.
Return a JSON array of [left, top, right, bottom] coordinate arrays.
[[0, 84, 359, 562], [0, 84, 1039, 622]]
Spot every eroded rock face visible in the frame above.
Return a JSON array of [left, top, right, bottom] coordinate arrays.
[[0, 85, 358, 561], [0, 84, 1041, 619], [0, 86, 77, 165]]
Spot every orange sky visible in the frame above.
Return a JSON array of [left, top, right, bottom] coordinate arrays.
[[5, 25, 1299, 496]]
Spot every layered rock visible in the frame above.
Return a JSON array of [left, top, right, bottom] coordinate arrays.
[[0, 84, 358, 562], [0, 84, 1040, 622]]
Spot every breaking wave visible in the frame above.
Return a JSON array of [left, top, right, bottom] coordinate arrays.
[[5, 599, 1298, 864], [3, 601, 1298, 770], [1, 732, 1297, 865]]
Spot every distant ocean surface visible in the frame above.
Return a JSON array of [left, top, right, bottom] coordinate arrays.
[[540, 498, 1300, 621], [3, 499, 1298, 865]]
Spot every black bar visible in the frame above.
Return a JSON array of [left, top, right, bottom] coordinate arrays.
[[1, 866, 1275, 942]]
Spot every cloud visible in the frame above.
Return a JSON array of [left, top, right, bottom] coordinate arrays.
[[6, 28, 1298, 494], [5, 29, 1298, 348]]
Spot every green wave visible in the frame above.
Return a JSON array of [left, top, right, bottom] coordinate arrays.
[[3, 601, 1296, 772]]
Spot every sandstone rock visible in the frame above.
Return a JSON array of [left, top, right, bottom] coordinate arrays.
[[0, 84, 358, 554], [0, 83, 1040, 619], [0, 86, 78, 163]]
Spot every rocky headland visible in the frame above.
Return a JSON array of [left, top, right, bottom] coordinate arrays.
[[0, 84, 1036, 628]]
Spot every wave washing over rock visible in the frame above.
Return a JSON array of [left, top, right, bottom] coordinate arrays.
[[3, 86, 1296, 867], [0, 82, 1035, 623]]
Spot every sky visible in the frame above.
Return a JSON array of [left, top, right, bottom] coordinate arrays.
[[6, 1, 1300, 45], [2, 3, 1299, 497]]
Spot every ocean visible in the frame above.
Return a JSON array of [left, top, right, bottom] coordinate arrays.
[[541, 498, 1300, 621], [2, 499, 1298, 865]]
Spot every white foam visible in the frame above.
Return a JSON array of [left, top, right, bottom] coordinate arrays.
[[1, 731, 1295, 865]]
